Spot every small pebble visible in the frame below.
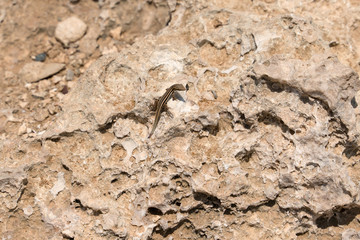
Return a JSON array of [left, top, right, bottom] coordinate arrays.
[[32, 52, 47, 62], [61, 85, 69, 94], [66, 69, 74, 81]]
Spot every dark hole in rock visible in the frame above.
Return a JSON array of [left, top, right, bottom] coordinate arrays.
[[148, 207, 163, 215]]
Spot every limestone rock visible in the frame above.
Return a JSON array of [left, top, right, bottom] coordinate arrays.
[[38, 6, 360, 239], [3, 1, 360, 240]]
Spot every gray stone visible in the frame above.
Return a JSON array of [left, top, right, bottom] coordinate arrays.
[[20, 62, 65, 82], [65, 69, 74, 81]]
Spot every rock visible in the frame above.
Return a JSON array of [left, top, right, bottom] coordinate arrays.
[[4, 1, 360, 240], [42, 9, 360, 239], [55, 16, 87, 46], [20, 62, 65, 82], [65, 69, 74, 81], [32, 52, 46, 62], [60, 85, 68, 94]]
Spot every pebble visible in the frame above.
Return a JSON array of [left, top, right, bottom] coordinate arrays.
[[20, 62, 65, 82], [32, 52, 46, 62], [55, 16, 87, 46], [65, 69, 74, 81], [61, 85, 69, 94]]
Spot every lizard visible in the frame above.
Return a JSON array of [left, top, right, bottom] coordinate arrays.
[[148, 83, 187, 138]]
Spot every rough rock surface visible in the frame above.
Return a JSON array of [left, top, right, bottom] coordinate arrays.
[[2, 0, 360, 239]]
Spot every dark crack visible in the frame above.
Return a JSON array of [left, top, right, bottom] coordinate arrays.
[[148, 207, 163, 216], [257, 110, 295, 135], [149, 219, 197, 239], [73, 199, 105, 216], [194, 192, 221, 208], [343, 140, 360, 158], [258, 74, 350, 138], [97, 112, 148, 133], [315, 204, 360, 229]]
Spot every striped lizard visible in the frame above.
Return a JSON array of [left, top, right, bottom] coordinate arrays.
[[148, 84, 187, 138]]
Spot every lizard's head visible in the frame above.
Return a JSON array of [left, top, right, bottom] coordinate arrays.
[[172, 84, 187, 91]]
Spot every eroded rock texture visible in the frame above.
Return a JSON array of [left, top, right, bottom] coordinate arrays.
[[2, 0, 360, 239]]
